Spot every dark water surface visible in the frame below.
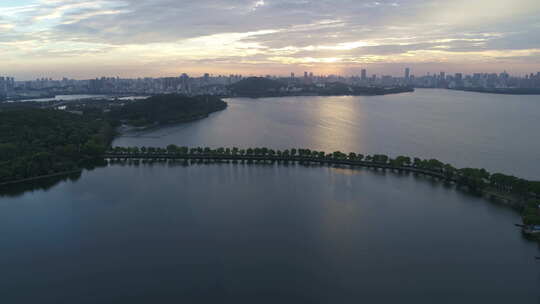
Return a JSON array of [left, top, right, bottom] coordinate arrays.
[[1, 89, 539, 303]]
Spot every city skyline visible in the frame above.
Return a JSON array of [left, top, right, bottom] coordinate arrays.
[[1, 0, 540, 79], [2, 68, 539, 82], [3, 68, 539, 102]]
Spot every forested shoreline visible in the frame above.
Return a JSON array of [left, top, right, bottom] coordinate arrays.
[[0, 94, 227, 184], [108, 94, 227, 127], [0, 109, 113, 184]]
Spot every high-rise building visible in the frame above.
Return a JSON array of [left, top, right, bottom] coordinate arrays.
[[405, 68, 410, 80], [361, 69, 367, 81], [0, 77, 5, 98], [0, 76, 14, 100]]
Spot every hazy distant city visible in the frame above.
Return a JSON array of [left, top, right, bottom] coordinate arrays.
[[2, 69, 540, 101]]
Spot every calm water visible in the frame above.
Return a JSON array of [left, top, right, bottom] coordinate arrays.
[[116, 89, 540, 180], [1, 89, 539, 303]]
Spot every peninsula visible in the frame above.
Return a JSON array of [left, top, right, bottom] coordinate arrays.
[[0, 94, 228, 184], [109, 94, 227, 128]]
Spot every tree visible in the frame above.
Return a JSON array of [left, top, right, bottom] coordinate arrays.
[[372, 154, 389, 164], [458, 168, 490, 192], [427, 159, 444, 172], [167, 144, 179, 153], [443, 164, 456, 179]]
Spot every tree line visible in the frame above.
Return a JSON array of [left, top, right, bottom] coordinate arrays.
[[108, 145, 540, 201]]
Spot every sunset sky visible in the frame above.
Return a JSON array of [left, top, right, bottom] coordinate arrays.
[[1, 0, 540, 80]]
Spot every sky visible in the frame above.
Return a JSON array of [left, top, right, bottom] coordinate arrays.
[[1, 0, 540, 80]]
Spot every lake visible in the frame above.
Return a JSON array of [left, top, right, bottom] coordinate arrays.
[[1, 89, 539, 303], [116, 89, 540, 180]]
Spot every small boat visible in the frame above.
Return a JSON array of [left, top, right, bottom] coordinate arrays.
[[522, 225, 540, 235]]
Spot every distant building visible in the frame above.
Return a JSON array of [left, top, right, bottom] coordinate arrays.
[[361, 69, 367, 81], [0, 76, 15, 100]]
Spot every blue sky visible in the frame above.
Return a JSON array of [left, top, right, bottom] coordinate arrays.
[[1, 0, 539, 80], [0, 0, 34, 7]]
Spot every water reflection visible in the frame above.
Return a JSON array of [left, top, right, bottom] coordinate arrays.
[[0, 163, 538, 303], [0, 172, 82, 198], [311, 96, 367, 153], [0, 160, 107, 198]]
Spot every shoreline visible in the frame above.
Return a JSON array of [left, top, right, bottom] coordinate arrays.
[[0, 169, 83, 187], [104, 152, 537, 200], [224, 88, 415, 99], [450, 88, 540, 95], [117, 105, 227, 135], [105, 151, 540, 241]]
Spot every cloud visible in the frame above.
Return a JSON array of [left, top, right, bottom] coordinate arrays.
[[2, 0, 540, 78]]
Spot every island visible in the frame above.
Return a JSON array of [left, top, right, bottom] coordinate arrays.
[[227, 77, 414, 98], [108, 94, 227, 128]]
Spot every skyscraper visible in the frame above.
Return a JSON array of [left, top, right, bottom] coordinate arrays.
[[405, 68, 410, 80], [361, 69, 367, 81]]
